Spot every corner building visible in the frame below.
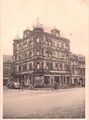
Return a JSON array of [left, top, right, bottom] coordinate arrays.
[[13, 25, 74, 88]]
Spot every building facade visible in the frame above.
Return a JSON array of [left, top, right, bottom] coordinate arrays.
[[71, 53, 85, 87], [13, 23, 85, 88], [3, 55, 14, 85]]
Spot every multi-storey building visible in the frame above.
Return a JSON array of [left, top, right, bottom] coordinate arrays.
[[3, 55, 14, 85], [13, 21, 85, 88], [13, 22, 71, 88], [71, 53, 85, 87]]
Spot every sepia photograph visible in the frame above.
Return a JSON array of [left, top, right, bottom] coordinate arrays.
[[0, 0, 89, 119]]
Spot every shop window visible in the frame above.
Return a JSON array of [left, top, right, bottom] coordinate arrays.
[[44, 76, 50, 84], [54, 76, 59, 83], [64, 76, 66, 84]]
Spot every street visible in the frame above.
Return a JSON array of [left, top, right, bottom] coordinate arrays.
[[3, 87, 85, 119]]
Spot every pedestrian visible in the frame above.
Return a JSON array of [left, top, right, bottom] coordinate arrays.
[[19, 81, 24, 91], [54, 82, 57, 90]]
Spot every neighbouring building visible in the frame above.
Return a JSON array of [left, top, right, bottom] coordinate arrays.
[[13, 19, 85, 88], [3, 55, 14, 85], [71, 53, 85, 87]]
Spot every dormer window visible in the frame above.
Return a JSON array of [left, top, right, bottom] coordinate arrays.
[[51, 29, 60, 37], [23, 30, 32, 38], [56, 33, 59, 37]]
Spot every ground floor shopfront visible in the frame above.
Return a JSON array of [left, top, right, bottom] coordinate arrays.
[[14, 73, 85, 89], [14, 70, 80, 89], [71, 76, 85, 87]]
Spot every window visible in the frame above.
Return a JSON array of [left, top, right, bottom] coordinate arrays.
[[60, 64, 63, 70], [59, 52, 61, 58], [59, 42, 61, 47], [29, 40, 33, 46], [49, 40, 52, 46], [19, 65, 21, 72], [29, 52, 33, 57], [46, 62, 53, 70], [18, 43, 21, 49], [49, 52, 52, 57], [37, 62, 40, 69], [29, 63, 32, 70], [23, 64, 27, 71], [65, 64, 70, 71], [50, 63, 53, 70], [55, 41, 57, 47], [23, 33, 27, 38], [56, 33, 59, 37], [55, 63, 58, 70], [46, 51, 49, 57], [46, 62, 49, 70], [37, 50, 40, 55], [66, 55, 69, 60], [46, 40, 48, 45], [61, 53, 65, 59], [63, 43, 66, 49], [37, 38, 40, 42], [18, 55, 21, 60], [55, 51, 57, 58], [17, 44, 19, 50], [53, 51, 55, 58], [72, 67, 74, 73]]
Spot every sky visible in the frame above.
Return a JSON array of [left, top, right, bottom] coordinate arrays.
[[1, 0, 89, 56]]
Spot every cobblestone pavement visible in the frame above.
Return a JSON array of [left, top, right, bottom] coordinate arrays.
[[3, 87, 85, 119]]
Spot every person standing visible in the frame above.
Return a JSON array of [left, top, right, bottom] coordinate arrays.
[[19, 80, 24, 91]]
